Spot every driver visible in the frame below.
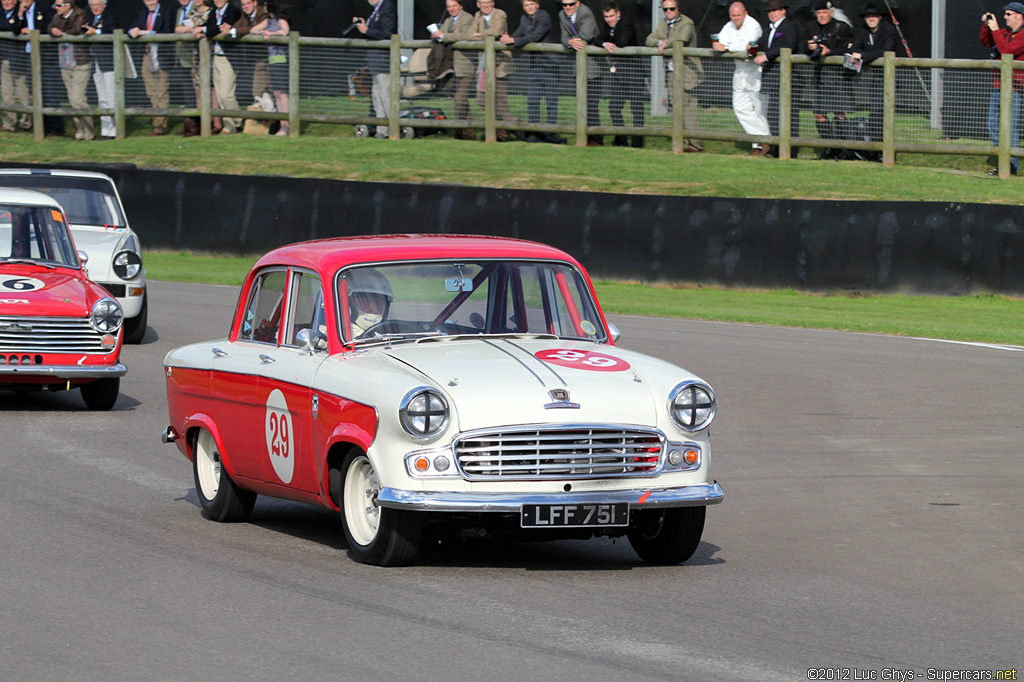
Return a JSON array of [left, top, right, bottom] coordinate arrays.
[[346, 267, 394, 339]]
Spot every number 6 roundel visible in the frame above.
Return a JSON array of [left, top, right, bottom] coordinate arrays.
[[535, 349, 631, 372]]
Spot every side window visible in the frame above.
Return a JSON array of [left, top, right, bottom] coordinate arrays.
[[239, 269, 288, 344], [286, 272, 323, 346]]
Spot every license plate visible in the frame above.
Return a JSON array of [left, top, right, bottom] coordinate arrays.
[[521, 503, 630, 528]]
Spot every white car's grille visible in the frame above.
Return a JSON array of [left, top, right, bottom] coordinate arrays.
[[454, 426, 665, 480], [0, 316, 109, 353]]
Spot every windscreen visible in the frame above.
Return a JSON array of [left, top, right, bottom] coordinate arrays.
[[337, 260, 606, 344], [0, 204, 80, 267], [0, 176, 126, 228]]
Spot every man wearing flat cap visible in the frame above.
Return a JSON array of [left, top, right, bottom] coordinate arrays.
[[754, 0, 801, 157], [980, 2, 1024, 175], [845, 4, 896, 152], [805, 0, 851, 158]]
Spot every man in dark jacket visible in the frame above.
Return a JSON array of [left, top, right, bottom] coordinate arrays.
[[805, 0, 851, 156], [846, 4, 896, 146], [84, 0, 119, 139], [597, 1, 644, 147], [129, 0, 175, 135], [500, 0, 562, 143], [754, 0, 800, 156], [200, 0, 242, 133], [1, 0, 28, 132], [355, 0, 396, 138]]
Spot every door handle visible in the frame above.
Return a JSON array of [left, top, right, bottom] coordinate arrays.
[[259, 354, 276, 364], [212, 347, 227, 357]]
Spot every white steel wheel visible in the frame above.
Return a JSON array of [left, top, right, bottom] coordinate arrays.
[[195, 429, 221, 502], [192, 428, 256, 523], [354, 124, 370, 138], [343, 455, 380, 546], [339, 452, 423, 566]]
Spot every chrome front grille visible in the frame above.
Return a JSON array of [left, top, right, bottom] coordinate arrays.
[[454, 426, 665, 480], [0, 316, 109, 353]]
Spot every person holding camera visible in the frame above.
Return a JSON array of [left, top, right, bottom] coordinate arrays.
[[980, 2, 1024, 175], [805, 0, 851, 158], [845, 5, 896, 154]]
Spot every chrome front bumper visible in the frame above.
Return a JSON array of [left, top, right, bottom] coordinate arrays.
[[377, 481, 724, 512], [0, 363, 128, 379]]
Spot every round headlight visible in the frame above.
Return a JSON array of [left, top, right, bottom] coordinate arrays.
[[399, 387, 449, 440], [91, 297, 124, 334], [112, 250, 143, 280], [668, 381, 716, 432]]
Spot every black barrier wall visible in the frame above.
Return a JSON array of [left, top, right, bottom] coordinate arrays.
[[6, 163, 1024, 294]]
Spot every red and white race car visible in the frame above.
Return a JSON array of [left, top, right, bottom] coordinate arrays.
[[0, 188, 126, 410], [163, 235, 722, 565]]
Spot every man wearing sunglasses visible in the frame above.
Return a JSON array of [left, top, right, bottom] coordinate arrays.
[[558, 0, 601, 145], [645, 0, 702, 152], [980, 2, 1024, 175]]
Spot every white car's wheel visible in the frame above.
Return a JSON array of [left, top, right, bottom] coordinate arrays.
[[193, 428, 256, 522], [401, 126, 415, 139], [354, 125, 370, 138], [339, 452, 422, 566], [122, 291, 148, 345], [627, 506, 705, 565]]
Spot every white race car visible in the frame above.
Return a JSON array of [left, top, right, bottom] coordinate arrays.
[[163, 235, 723, 566], [0, 169, 147, 344]]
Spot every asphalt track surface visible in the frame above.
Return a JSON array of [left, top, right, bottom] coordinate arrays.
[[1, 281, 1020, 682]]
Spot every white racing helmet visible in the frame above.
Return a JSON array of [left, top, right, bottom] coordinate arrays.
[[346, 268, 394, 335]]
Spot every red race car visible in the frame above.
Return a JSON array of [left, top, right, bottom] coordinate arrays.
[[0, 188, 126, 410]]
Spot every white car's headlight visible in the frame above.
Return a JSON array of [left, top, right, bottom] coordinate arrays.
[[90, 297, 124, 333], [399, 387, 449, 440], [112, 249, 143, 280], [668, 381, 716, 432]]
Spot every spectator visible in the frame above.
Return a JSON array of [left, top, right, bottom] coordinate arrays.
[[753, 0, 800, 157], [354, 0, 396, 139], [558, 0, 600, 145], [250, 0, 289, 136], [173, 0, 200, 136], [846, 4, 896, 153], [597, 2, 643, 148], [432, 0, 475, 140], [1, 0, 28, 133], [199, 0, 242, 134], [499, 0, 563, 144], [129, 0, 174, 136], [20, 0, 63, 136], [83, 0, 118, 140], [806, 0, 851, 158], [230, 0, 269, 103], [49, 0, 93, 140], [712, 1, 770, 155], [981, 3, 1024, 175], [470, 0, 514, 142], [646, 0, 703, 152]]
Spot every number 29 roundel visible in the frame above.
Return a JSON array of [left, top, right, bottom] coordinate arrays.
[[265, 389, 295, 484], [534, 349, 631, 372]]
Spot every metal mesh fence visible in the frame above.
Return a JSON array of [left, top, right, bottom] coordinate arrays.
[[5, 32, 1024, 173]]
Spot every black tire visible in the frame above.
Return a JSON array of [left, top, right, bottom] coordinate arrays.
[[80, 377, 120, 411], [339, 451, 422, 566], [192, 428, 256, 522], [627, 506, 706, 565], [122, 291, 148, 345]]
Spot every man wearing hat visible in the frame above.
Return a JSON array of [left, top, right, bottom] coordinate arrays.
[[846, 4, 896, 151], [754, 0, 801, 157], [805, 0, 851, 158], [980, 2, 1024, 175]]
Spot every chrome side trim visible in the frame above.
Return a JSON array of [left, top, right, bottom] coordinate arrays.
[[0, 363, 128, 378], [376, 482, 724, 512]]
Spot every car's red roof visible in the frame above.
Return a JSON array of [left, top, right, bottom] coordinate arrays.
[[253, 234, 583, 272]]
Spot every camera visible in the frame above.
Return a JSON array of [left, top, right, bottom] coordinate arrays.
[[984, 12, 996, 21], [810, 36, 823, 59]]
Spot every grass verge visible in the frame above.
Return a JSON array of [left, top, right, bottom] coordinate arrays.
[[144, 250, 1024, 346]]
